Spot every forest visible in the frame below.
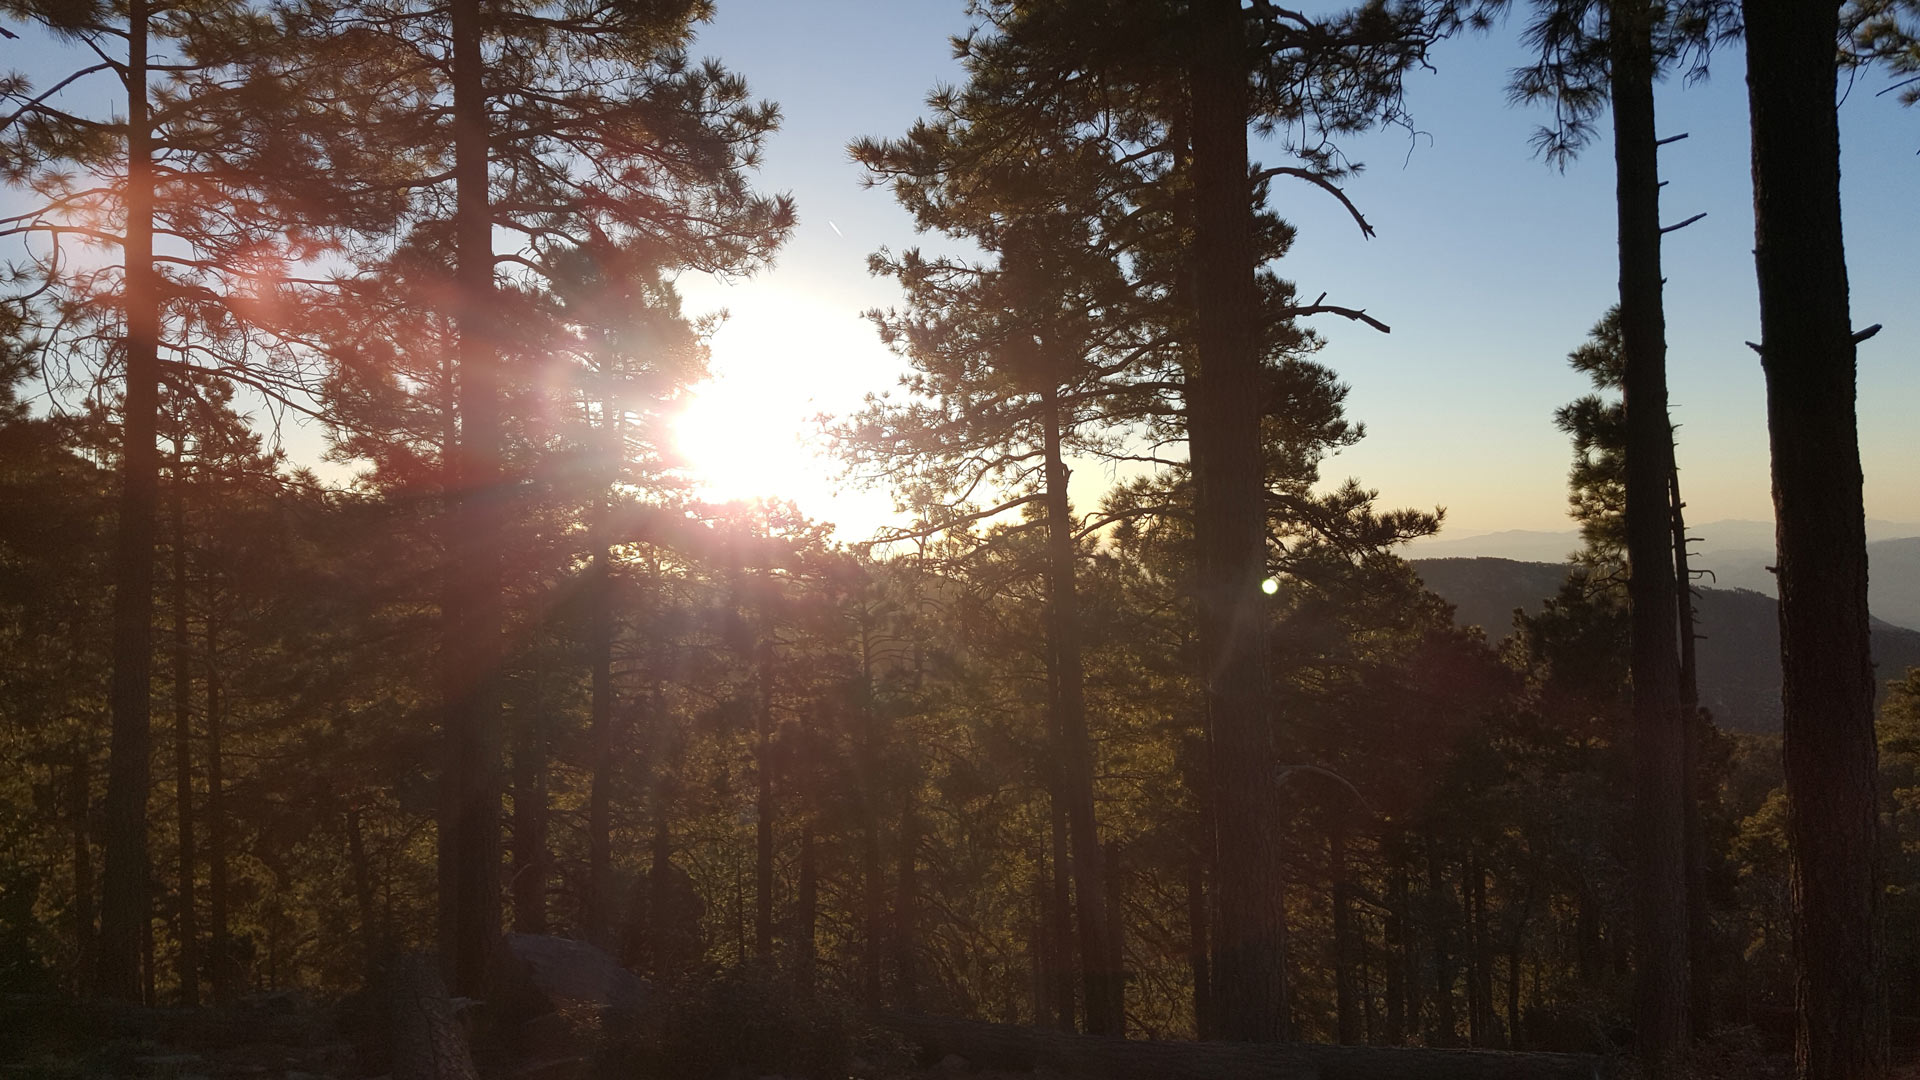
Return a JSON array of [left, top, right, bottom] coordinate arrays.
[[1, 0, 1917, 1079]]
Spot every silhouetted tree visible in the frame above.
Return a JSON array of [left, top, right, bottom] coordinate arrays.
[[1743, 0, 1887, 1073]]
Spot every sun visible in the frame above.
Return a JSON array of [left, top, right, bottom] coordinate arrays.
[[662, 282, 906, 539], [671, 376, 812, 504]]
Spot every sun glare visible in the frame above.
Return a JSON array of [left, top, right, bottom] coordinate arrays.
[[671, 377, 816, 504]]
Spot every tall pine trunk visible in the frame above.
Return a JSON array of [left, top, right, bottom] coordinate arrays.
[[509, 700, 549, 935], [585, 541, 614, 942], [1742, 2, 1886, 1075], [345, 805, 379, 980], [99, 0, 160, 1000], [1186, 849, 1212, 1039], [205, 629, 234, 1003], [1188, 0, 1285, 1041], [1048, 795, 1077, 1030], [795, 760, 818, 996], [895, 791, 920, 1009], [1331, 821, 1359, 1045], [1610, 0, 1689, 1066], [1675, 474, 1713, 1033], [755, 561, 775, 961], [69, 750, 94, 980], [857, 632, 885, 1007], [440, 0, 504, 996], [169, 446, 198, 1006], [1039, 386, 1122, 1035], [1429, 846, 1457, 1047], [1384, 853, 1407, 1045]]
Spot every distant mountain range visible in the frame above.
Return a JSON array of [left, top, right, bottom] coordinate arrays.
[[1411, 556, 1920, 734], [1404, 519, 1920, 631]]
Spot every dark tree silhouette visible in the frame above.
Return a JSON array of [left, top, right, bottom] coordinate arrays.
[[1744, 0, 1887, 1074]]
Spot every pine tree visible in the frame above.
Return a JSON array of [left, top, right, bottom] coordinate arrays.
[[286, 0, 792, 989], [1743, 0, 1887, 1073]]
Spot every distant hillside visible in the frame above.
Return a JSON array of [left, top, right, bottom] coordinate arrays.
[[1412, 556, 1920, 733], [1405, 521, 1920, 631]]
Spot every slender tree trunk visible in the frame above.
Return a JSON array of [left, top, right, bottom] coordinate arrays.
[[205, 633, 234, 1004], [585, 542, 614, 943], [796, 817, 817, 994], [645, 666, 680, 973], [1187, 851, 1212, 1040], [1430, 848, 1457, 1048], [1039, 386, 1122, 1035], [1507, 922, 1524, 1050], [345, 805, 379, 980], [440, 0, 504, 997], [1332, 821, 1359, 1046], [141, 889, 155, 1004], [895, 790, 920, 1009], [1188, 0, 1285, 1042], [1104, 840, 1126, 1031], [755, 562, 775, 962], [509, 702, 548, 935], [1470, 860, 1494, 1047], [70, 750, 95, 979], [1743, 1, 1886, 1075], [1385, 854, 1407, 1046], [1674, 475, 1713, 1034], [99, 0, 160, 1000], [1049, 796, 1077, 1031], [169, 448, 198, 1006], [1464, 860, 1483, 1047], [1576, 887, 1602, 987], [854, 623, 886, 1005], [1610, 0, 1690, 1066]]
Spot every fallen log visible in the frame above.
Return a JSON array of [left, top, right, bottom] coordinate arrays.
[[391, 954, 480, 1080], [874, 1011, 1613, 1080]]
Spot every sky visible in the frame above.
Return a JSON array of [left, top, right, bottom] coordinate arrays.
[[669, 0, 1920, 545], [4, 5, 1913, 546]]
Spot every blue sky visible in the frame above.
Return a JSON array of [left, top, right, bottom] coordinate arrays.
[[675, 0, 1919, 543], [4, 3, 1912, 544]]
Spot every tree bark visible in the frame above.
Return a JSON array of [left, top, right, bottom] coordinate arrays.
[[858, 625, 885, 1007], [1050, 796, 1078, 1031], [99, 0, 160, 1001], [755, 560, 775, 962], [896, 788, 921, 1009], [1429, 847, 1457, 1048], [796, 815, 817, 994], [1187, 850, 1212, 1040], [169, 445, 198, 1006], [69, 749, 95, 979], [1332, 822, 1359, 1046], [1610, 0, 1690, 1067], [1384, 854, 1407, 1046], [509, 702, 548, 935], [347, 805, 380, 980], [1742, 1, 1887, 1075], [439, 0, 504, 997], [584, 540, 614, 943], [1674, 474, 1712, 1034], [1040, 386, 1123, 1036], [1188, 0, 1286, 1042], [206, 628, 235, 1004], [391, 954, 480, 1080]]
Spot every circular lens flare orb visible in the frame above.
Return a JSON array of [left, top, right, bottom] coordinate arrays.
[[1261, 577, 1280, 595]]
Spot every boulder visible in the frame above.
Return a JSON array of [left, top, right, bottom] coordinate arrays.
[[500, 934, 650, 1015]]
